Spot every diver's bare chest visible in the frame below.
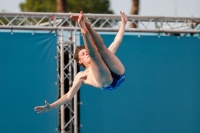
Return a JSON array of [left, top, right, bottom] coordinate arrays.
[[83, 69, 99, 87]]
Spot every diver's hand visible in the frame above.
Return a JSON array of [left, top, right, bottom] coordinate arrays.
[[120, 11, 128, 24], [34, 100, 51, 114]]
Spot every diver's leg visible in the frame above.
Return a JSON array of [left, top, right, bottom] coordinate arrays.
[[87, 22, 125, 75], [78, 12, 112, 87], [71, 12, 125, 75]]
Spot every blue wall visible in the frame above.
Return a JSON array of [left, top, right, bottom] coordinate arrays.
[[0, 32, 58, 133], [80, 35, 200, 133]]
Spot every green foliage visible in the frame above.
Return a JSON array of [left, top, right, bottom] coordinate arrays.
[[67, 0, 113, 13], [19, 0, 113, 14], [20, 0, 57, 12]]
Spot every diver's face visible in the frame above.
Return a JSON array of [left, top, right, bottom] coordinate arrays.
[[78, 49, 91, 65]]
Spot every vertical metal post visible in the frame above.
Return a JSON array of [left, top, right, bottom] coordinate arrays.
[[73, 23, 78, 133], [155, 20, 158, 29], [69, 30, 74, 133], [160, 18, 163, 30], [60, 29, 65, 133]]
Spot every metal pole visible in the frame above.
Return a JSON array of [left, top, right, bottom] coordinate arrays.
[[60, 29, 65, 133], [73, 23, 78, 133], [68, 30, 73, 133]]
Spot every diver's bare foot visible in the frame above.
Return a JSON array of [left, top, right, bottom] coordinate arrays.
[[70, 14, 91, 28], [78, 11, 89, 34]]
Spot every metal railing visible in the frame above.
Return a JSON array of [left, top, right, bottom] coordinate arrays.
[[1, 12, 200, 33]]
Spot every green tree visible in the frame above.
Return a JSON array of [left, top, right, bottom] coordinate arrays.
[[19, 0, 57, 12], [19, 0, 113, 14], [130, 0, 140, 28]]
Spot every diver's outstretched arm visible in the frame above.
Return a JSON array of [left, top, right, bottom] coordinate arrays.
[[108, 11, 127, 54], [34, 72, 84, 114]]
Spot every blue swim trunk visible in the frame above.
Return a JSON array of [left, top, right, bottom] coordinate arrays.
[[100, 71, 125, 91]]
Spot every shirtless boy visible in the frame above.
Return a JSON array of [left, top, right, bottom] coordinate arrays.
[[34, 11, 127, 113]]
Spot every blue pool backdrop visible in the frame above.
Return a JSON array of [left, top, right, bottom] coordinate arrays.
[[79, 34, 200, 133], [0, 32, 58, 133]]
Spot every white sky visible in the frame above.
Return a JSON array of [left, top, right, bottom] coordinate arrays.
[[0, 0, 200, 17]]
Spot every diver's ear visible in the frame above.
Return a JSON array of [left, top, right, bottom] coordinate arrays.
[[78, 60, 83, 64]]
